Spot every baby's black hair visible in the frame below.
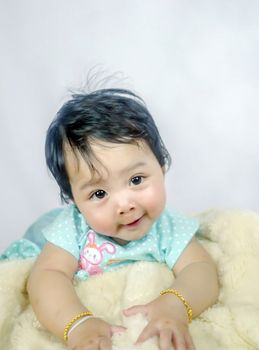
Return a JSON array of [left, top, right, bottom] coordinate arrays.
[[45, 88, 171, 203]]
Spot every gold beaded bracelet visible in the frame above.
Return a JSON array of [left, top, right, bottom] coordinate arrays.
[[63, 311, 93, 342], [160, 289, 193, 323]]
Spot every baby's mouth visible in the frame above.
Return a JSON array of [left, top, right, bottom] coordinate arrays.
[[124, 216, 143, 228]]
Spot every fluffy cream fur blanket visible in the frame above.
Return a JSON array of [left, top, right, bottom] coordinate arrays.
[[1, 209, 259, 350]]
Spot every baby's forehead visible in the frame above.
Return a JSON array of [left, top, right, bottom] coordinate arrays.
[[64, 140, 154, 183], [63, 144, 102, 178], [64, 139, 148, 162]]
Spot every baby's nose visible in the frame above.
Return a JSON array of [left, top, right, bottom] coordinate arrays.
[[116, 197, 136, 215]]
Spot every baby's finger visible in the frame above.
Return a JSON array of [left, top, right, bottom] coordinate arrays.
[[172, 329, 186, 350], [123, 304, 147, 317], [159, 329, 174, 350], [184, 333, 196, 350], [110, 325, 127, 334], [135, 323, 157, 344]]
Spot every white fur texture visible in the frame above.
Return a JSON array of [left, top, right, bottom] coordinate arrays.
[[1, 209, 259, 350]]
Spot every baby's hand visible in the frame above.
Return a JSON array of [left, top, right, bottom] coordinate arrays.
[[67, 317, 125, 350], [124, 294, 195, 350]]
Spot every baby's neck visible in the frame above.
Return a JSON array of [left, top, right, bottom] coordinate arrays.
[[111, 237, 130, 246]]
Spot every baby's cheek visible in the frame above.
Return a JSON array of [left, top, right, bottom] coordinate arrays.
[[144, 186, 166, 216], [83, 212, 114, 236]]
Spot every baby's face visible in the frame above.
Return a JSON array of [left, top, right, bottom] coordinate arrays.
[[65, 140, 166, 244]]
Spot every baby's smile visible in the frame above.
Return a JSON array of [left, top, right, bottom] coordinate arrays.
[[123, 215, 144, 228]]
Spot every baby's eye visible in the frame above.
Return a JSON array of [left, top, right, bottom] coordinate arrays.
[[90, 190, 107, 200], [130, 176, 143, 186]]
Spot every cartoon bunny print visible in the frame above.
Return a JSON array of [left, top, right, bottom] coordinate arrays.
[[79, 230, 116, 275]]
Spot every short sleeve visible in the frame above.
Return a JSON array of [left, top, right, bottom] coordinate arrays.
[[42, 205, 83, 260], [157, 208, 199, 269]]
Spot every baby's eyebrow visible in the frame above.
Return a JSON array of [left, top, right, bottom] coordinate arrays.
[[120, 161, 147, 175], [79, 176, 103, 191]]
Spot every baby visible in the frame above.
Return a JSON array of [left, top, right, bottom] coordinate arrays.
[[2, 88, 219, 350]]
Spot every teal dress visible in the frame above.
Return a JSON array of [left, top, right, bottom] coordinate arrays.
[[1, 206, 199, 280], [0, 208, 63, 260]]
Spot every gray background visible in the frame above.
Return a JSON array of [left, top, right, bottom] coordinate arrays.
[[1, 0, 259, 251]]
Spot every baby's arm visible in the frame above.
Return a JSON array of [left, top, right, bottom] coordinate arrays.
[[170, 237, 219, 318], [27, 242, 122, 349], [124, 238, 219, 350]]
